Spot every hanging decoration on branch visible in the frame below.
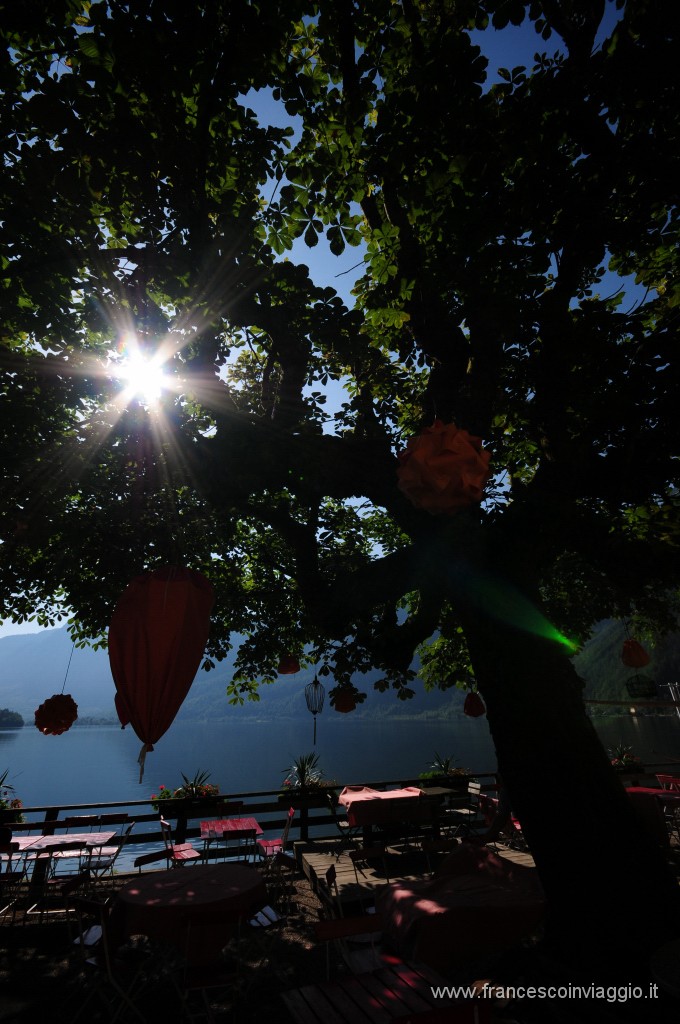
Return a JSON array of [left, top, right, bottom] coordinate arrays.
[[34, 641, 78, 735], [108, 565, 214, 783], [330, 683, 367, 714], [625, 674, 658, 700], [396, 419, 491, 515], [305, 675, 325, 744], [277, 654, 300, 675], [35, 693, 78, 735], [621, 639, 651, 669], [463, 689, 486, 718]]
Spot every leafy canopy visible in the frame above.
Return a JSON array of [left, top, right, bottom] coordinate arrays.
[[1, 0, 679, 702]]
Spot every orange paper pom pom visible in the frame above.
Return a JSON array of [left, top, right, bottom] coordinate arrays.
[[34, 694, 79, 735], [397, 420, 491, 514]]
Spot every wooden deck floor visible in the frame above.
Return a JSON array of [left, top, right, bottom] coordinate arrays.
[[294, 837, 536, 911]]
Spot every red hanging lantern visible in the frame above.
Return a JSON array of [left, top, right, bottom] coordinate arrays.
[[108, 565, 214, 781], [621, 640, 650, 669], [277, 654, 300, 675], [464, 691, 486, 718], [330, 684, 366, 714], [396, 420, 491, 515], [35, 694, 78, 735], [333, 690, 357, 714]]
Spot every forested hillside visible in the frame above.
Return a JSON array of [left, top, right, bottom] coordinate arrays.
[[2, 621, 679, 724]]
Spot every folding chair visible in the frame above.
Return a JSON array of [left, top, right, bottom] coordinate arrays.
[[317, 863, 343, 919], [70, 896, 147, 1024], [161, 818, 202, 867], [0, 850, 26, 925], [24, 840, 88, 884], [169, 908, 242, 1024], [25, 864, 90, 928], [256, 807, 294, 868], [326, 793, 361, 859], [421, 836, 461, 877], [349, 844, 390, 885], [443, 781, 488, 837], [87, 822, 136, 892], [264, 851, 298, 916], [313, 912, 386, 979]]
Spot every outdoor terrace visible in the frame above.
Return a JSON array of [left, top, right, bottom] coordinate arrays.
[[2, 768, 680, 1024]]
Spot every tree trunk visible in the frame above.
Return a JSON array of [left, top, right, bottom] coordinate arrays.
[[462, 610, 680, 967]]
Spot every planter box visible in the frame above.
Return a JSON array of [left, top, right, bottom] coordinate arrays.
[[278, 790, 333, 810], [154, 799, 224, 819]]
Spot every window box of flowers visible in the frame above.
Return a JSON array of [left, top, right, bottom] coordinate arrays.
[[150, 769, 221, 817]]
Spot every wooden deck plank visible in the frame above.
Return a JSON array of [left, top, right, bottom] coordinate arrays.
[[296, 838, 536, 912], [280, 959, 476, 1024], [360, 967, 432, 1016]]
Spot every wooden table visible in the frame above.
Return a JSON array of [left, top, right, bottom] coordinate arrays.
[[281, 956, 491, 1023], [10, 831, 116, 854], [115, 862, 267, 960]]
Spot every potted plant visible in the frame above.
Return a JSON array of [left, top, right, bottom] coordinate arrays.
[[280, 753, 336, 807], [609, 743, 644, 774], [0, 768, 25, 842], [419, 752, 472, 791]]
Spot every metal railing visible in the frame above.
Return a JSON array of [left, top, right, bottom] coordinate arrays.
[[5, 765, 676, 871]]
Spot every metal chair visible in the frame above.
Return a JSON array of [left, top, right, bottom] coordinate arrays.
[[25, 861, 90, 927], [70, 896, 147, 1024], [169, 908, 242, 1024], [0, 850, 26, 925], [326, 793, 361, 859], [348, 844, 390, 886], [87, 822, 136, 891], [256, 807, 294, 864], [160, 818, 201, 867], [443, 780, 488, 837]]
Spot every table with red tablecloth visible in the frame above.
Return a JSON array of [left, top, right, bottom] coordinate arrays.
[[375, 844, 544, 974], [114, 862, 267, 961], [337, 786, 437, 828]]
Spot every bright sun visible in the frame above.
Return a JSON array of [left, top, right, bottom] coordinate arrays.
[[115, 341, 168, 406]]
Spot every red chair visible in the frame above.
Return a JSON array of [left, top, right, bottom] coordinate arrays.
[[160, 819, 201, 867], [257, 807, 294, 863]]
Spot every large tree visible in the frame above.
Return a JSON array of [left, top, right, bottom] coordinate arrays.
[[2, 0, 680, 966]]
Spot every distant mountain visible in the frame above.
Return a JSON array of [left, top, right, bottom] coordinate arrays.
[[0, 627, 468, 723], [4, 618, 676, 727]]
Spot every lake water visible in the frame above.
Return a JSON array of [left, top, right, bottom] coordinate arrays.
[[3, 713, 679, 870], [0, 716, 500, 808]]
